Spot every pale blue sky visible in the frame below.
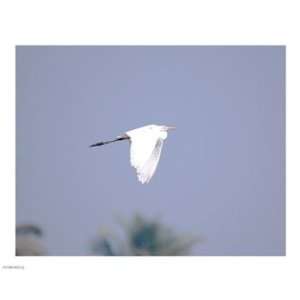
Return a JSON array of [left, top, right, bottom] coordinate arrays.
[[16, 46, 285, 255]]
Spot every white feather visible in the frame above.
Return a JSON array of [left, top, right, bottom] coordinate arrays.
[[126, 125, 168, 183], [136, 139, 164, 184], [91, 124, 174, 184]]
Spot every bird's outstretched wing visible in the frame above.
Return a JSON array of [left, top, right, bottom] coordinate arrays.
[[129, 137, 164, 184]]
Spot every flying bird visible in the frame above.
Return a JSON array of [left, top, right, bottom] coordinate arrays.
[[90, 124, 175, 184]]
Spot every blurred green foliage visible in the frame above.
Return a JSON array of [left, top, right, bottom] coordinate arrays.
[[92, 214, 200, 256], [16, 224, 46, 256], [16, 216, 201, 256]]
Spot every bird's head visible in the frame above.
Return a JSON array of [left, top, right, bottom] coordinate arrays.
[[156, 125, 175, 140], [147, 125, 176, 132], [161, 125, 176, 132]]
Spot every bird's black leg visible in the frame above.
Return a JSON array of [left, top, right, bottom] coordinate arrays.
[[90, 134, 129, 147]]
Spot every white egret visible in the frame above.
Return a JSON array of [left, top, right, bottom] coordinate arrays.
[[90, 124, 175, 184]]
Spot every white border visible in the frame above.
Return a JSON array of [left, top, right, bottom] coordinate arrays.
[[1, 1, 298, 299]]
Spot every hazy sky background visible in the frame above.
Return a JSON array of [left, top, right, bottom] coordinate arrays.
[[16, 46, 285, 255]]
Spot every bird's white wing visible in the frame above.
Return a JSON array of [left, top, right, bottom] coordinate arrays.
[[136, 138, 164, 184], [126, 127, 157, 169], [129, 136, 164, 184]]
